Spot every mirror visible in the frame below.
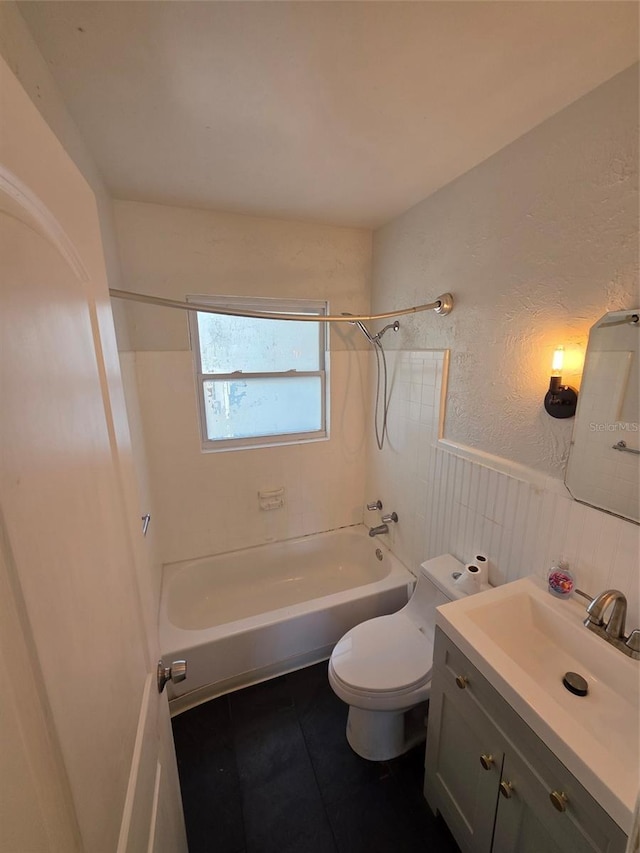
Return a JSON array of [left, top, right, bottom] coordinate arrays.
[[566, 309, 639, 523]]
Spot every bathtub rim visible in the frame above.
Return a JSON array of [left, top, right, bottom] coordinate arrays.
[[160, 522, 413, 635], [161, 521, 398, 577], [158, 524, 415, 715]]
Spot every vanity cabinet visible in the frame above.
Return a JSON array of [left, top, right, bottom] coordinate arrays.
[[424, 628, 627, 853]]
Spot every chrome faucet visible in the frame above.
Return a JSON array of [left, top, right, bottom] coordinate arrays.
[[368, 511, 398, 537], [583, 589, 640, 660], [585, 590, 627, 637]]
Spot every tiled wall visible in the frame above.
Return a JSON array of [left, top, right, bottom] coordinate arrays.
[[363, 349, 446, 575], [133, 348, 369, 564], [366, 350, 640, 629], [112, 199, 373, 568]]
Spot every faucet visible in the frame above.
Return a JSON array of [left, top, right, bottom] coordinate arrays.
[[585, 589, 627, 637], [583, 589, 640, 660], [368, 512, 398, 537]]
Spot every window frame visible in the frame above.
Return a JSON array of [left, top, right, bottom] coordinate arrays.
[[188, 294, 329, 452]]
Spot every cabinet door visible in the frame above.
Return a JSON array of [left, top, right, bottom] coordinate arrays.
[[492, 751, 625, 853], [425, 669, 505, 853]]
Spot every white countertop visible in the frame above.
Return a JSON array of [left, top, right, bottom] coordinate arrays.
[[435, 576, 639, 833]]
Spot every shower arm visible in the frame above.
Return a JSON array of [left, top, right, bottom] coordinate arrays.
[[108, 288, 454, 322]]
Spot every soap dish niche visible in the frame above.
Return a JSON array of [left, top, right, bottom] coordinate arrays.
[[258, 487, 285, 511]]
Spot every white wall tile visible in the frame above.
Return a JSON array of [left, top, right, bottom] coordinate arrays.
[[136, 348, 369, 563]]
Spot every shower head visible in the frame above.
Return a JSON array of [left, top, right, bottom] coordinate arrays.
[[341, 313, 376, 344], [355, 320, 376, 343], [375, 321, 400, 341], [341, 314, 400, 344]]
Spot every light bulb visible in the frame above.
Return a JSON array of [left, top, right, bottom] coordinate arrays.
[[544, 345, 578, 419], [551, 346, 564, 376]]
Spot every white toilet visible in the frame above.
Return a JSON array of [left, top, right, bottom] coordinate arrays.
[[328, 553, 483, 761]]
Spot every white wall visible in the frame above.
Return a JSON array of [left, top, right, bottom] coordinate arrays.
[[369, 66, 639, 625], [11, 0, 635, 626], [0, 1, 162, 626], [0, 52, 187, 853], [113, 200, 372, 564], [372, 64, 639, 477], [366, 358, 640, 627], [362, 349, 447, 573], [0, 1, 131, 350]]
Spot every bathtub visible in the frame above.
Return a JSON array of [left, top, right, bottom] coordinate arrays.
[[160, 524, 415, 715]]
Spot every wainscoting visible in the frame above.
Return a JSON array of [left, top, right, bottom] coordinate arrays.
[[367, 350, 639, 628]]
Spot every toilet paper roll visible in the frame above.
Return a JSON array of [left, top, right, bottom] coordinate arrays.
[[472, 553, 490, 586], [454, 563, 482, 594]]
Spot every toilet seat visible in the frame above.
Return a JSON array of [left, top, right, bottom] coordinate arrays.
[[330, 613, 434, 696]]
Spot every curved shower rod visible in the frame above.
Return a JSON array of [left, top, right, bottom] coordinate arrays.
[[108, 288, 454, 322]]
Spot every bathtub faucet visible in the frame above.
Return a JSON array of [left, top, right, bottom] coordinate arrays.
[[369, 512, 398, 537]]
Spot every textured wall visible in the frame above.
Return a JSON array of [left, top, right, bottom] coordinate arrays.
[[372, 65, 639, 477]]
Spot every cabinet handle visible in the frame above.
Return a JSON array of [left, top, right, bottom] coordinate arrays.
[[549, 790, 568, 812], [499, 781, 514, 799], [455, 675, 468, 689], [480, 753, 494, 770]]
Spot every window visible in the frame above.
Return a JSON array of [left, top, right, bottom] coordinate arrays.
[[188, 295, 329, 451]]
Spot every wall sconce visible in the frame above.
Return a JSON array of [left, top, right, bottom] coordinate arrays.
[[544, 346, 578, 418]]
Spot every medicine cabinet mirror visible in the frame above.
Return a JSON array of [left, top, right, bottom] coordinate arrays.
[[565, 308, 639, 524]]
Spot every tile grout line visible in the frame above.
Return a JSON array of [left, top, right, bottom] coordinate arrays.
[[226, 692, 249, 853], [286, 671, 342, 853]]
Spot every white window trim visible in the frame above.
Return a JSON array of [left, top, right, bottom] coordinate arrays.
[[187, 295, 329, 452]]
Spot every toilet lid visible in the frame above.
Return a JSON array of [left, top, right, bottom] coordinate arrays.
[[330, 613, 434, 693]]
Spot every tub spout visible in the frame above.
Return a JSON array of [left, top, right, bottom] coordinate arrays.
[[369, 524, 389, 537]]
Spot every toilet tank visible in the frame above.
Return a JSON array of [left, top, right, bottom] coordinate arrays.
[[403, 554, 471, 635]]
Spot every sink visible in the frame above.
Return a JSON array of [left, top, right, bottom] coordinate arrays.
[[435, 576, 640, 832], [465, 589, 637, 751]]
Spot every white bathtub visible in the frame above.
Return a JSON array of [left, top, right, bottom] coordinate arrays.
[[160, 525, 414, 715]]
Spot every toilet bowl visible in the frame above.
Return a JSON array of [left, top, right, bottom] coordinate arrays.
[[328, 553, 485, 761]]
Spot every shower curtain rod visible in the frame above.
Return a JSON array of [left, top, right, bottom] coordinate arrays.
[[599, 313, 639, 328], [108, 289, 454, 322]]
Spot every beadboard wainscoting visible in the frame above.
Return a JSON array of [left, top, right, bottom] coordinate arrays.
[[366, 350, 640, 630], [424, 445, 639, 628]]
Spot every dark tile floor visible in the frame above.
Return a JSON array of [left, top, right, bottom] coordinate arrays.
[[172, 661, 460, 853]]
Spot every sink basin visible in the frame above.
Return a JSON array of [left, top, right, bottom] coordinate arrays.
[[466, 589, 638, 752], [436, 576, 640, 832]]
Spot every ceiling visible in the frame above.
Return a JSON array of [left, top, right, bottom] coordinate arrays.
[[18, 1, 639, 228]]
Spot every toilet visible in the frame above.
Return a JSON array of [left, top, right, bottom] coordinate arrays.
[[328, 553, 484, 761]]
